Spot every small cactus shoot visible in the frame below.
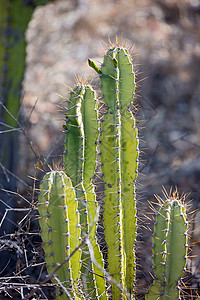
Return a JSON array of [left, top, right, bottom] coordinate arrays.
[[38, 171, 81, 298], [146, 192, 188, 300]]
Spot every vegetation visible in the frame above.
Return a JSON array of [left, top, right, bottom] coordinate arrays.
[[38, 42, 189, 299]]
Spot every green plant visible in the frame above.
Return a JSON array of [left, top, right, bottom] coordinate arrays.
[[63, 83, 105, 298], [38, 40, 189, 299], [89, 44, 139, 298], [0, 0, 53, 164], [0, 0, 53, 275], [147, 192, 188, 300], [38, 171, 81, 299]]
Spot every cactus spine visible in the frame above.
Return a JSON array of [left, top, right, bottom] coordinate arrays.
[[146, 193, 188, 300], [38, 171, 81, 299]]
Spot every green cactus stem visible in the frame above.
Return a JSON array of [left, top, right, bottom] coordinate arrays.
[[0, 0, 52, 127], [0, 0, 52, 173], [0, 0, 53, 275], [0, 0, 52, 177], [0, 0, 32, 128], [89, 43, 139, 299], [63, 83, 106, 299], [146, 193, 188, 300], [38, 170, 82, 299]]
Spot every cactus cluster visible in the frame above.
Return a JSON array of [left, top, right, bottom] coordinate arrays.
[[38, 40, 189, 299]]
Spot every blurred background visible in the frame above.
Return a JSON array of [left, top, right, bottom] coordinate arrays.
[[1, 0, 200, 298]]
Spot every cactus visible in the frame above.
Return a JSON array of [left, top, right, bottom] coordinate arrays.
[[146, 192, 188, 300], [38, 170, 82, 299], [37, 40, 190, 300], [63, 83, 105, 298], [0, 0, 53, 139], [0, 0, 53, 276], [89, 44, 139, 298]]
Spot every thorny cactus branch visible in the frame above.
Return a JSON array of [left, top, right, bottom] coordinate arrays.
[[38, 171, 81, 299], [63, 83, 105, 298], [146, 191, 188, 300], [89, 44, 139, 299]]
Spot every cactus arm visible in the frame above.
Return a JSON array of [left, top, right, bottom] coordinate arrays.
[[120, 110, 139, 296], [152, 209, 168, 284], [117, 49, 136, 109], [64, 85, 106, 298], [77, 85, 106, 298], [146, 198, 188, 300], [63, 88, 84, 188], [99, 49, 121, 298], [80, 86, 98, 188], [63, 86, 90, 267], [100, 49, 117, 112], [0, 0, 34, 190], [0, 0, 53, 173], [117, 49, 138, 296], [163, 200, 188, 299], [63, 87, 91, 294], [0, 0, 52, 127], [94, 46, 138, 299], [38, 171, 81, 299], [146, 205, 169, 299], [0, 0, 32, 128], [100, 113, 121, 297]]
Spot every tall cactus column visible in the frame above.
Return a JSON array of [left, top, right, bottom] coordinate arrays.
[[0, 0, 53, 276], [89, 45, 139, 298], [63, 83, 105, 299], [0, 0, 53, 180]]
